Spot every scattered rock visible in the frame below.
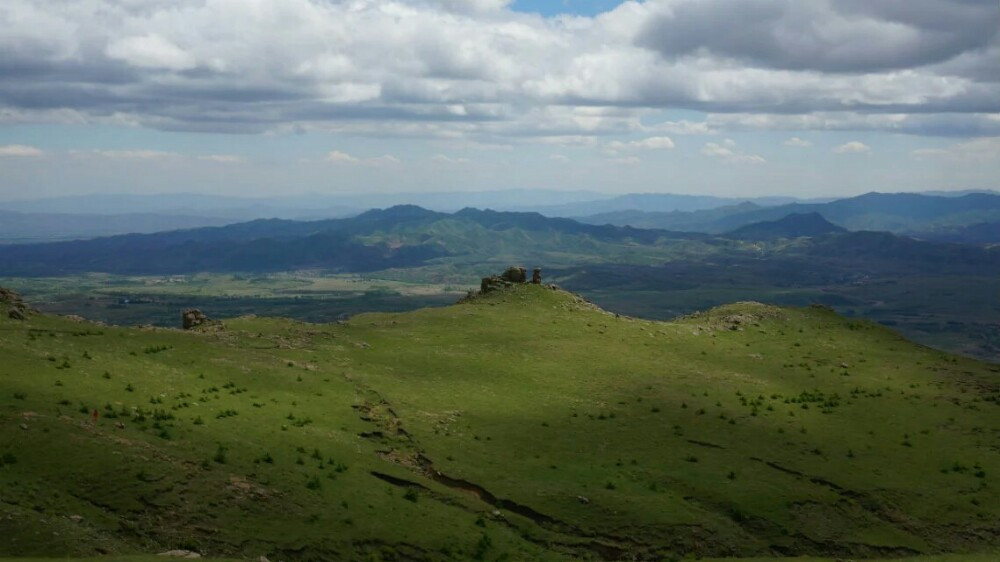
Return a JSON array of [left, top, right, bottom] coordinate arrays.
[[7, 308, 24, 321], [158, 550, 201, 559], [531, 268, 542, 284], [18, 423, 28, 431], [69, 515, 83, 523], [577, 495, 590, 504], [258, 557, 271, 562], [181, 309, 209, 330]]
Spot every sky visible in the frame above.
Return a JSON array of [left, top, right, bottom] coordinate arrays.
[[0, 0, 998, 201]]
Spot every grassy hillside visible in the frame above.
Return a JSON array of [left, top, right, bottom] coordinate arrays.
[[1, 285, 997, 560]]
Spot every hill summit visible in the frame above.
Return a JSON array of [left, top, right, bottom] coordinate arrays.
[[2, 282, 998, 559], [725, 212, 847, 240]]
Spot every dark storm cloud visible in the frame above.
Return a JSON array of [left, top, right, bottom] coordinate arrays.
[[636, 0, 1000, 73]]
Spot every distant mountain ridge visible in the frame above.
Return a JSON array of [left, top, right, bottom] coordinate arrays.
[[0, 209, 235, 244], [579, 192, 1000, 234]]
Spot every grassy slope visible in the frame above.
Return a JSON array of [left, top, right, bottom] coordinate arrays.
[[0, 285, 997, 561]]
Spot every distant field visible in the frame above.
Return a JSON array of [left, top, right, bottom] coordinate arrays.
[[0, 272, 473, 328]]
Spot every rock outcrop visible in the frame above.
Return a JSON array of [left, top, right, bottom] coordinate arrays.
[[1, 287, 35, 321], [182, 309, 210, 330], [476, 266, 543, 295]]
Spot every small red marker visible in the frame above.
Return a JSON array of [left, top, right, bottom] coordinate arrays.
[[91, 409, 99, 423]]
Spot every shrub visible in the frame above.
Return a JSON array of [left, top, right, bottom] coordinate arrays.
[[403, 488, 419, 502], [306, 476, 322, 490], [213, 444, 228, 464]]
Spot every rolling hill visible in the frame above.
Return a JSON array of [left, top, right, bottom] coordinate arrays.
[[723, 213, 847, 241], [0, 283, 997, 560]]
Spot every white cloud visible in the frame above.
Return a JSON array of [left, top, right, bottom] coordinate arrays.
[[105, 34, 198, 71], [605, 136, 675, 154], [324, 150, 399, 166], [783, 137, 812, 147], [647, 120, 716, 136], [324, 150, 360, 164], [701, 141, 766, 165], [549, 154, 570, 162], [0, 144, 43, 157], [431, 154, 471, 164], [833, 141, 871, 154], [912, 137, 1000, 163], [198, 154, 244, 164]]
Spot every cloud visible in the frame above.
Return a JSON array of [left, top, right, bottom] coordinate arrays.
[[324, 150, 399, 166], [701, 141, 766, 164], [431, 154, 471, 164], [0, 0, 996, 140], [549, 154, 570, 162], [912, 137, 1000, 163], [106, 34, 198, 71], [647, 120, 716, 135], [783, 137, 812, 147], [636, 0, 1000, 73], [324, 150, 360, 164], [0, 144, 43, 157], [198, 154, 244, 164], [605, 136, 675, 154], [833, 141, 871, 154]]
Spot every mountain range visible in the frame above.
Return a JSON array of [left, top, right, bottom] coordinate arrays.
[[0, 204, 995, 278], [579, 192, 1000, 238]]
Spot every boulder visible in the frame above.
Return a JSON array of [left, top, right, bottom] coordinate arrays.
[[182, 309, 209, 330], [158, 550, 201, 559], [531, 268, 542, 284], [8, 308, 25, 321], [500, 267, 526, 283]]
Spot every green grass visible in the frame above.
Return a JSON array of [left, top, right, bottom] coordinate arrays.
[[1, 284, 997, 560]]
